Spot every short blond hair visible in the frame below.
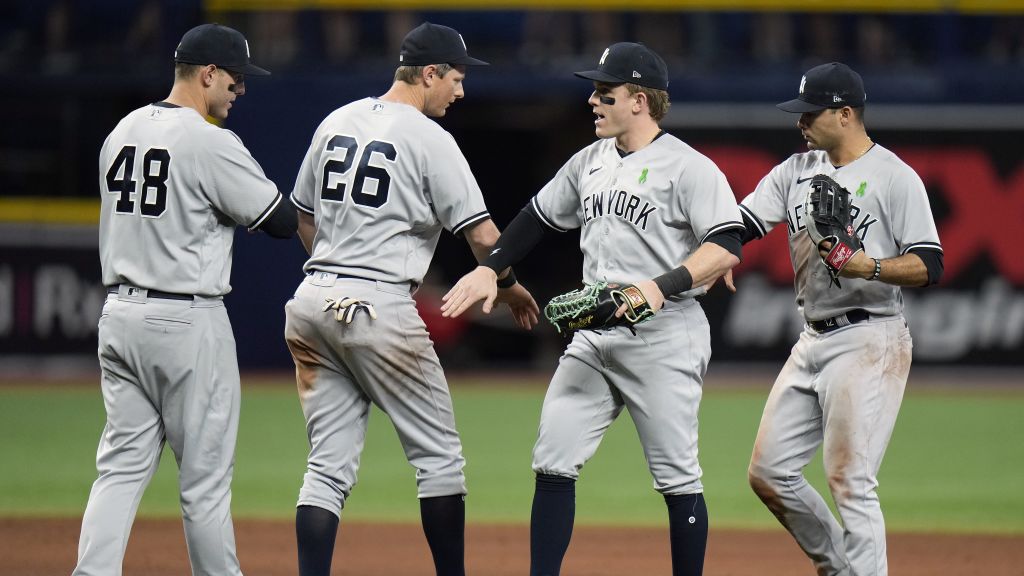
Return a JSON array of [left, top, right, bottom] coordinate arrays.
[[626, 83, 671, 122], [174, 62, 202, 82], [393, 63, 456, 84]]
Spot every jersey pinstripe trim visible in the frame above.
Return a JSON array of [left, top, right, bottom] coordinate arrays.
[[739, 204, 768, 238], [530, 197, 568, 232], [248, 192, 283, 230], [700, 220, 746, 244], [451, 210, 491, 235], [903, 241, 943, 255], [291, 195, 315, 215]]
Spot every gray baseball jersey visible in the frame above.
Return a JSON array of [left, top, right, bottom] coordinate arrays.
[[99, 103, 282, 297], [531, 132, 743, 494], [743, 144, 942, 576], [286, 96, 487, 515], [291, 97, 489, 286], [533, 133, 742, 301], [76, 102, 281, 576], [739, 144, 942, 321]]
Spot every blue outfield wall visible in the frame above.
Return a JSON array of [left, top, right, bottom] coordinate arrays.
[[2, 88, 1022, 370]]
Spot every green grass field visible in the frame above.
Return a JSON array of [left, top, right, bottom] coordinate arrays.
[[2, 377, 1022, 534]]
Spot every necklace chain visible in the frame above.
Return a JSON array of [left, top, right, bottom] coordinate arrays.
[[855, 140, 873, 160], [836, 140, 872, 167]]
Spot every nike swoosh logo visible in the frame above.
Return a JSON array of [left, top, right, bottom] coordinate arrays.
[[796, 176, 814, 184], [589, 167, 603, 175]]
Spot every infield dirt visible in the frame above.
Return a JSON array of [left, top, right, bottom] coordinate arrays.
[[4, 518, 1022, 575]]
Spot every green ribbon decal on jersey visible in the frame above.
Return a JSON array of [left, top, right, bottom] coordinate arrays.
[[639, 168, 649, 184], [856, 181, 867, 197]]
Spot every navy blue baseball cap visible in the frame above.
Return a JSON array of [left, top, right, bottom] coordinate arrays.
[[777, 62, 865, 113], [575, 42, 669, 91], [174, 23, 270, 76], [398, 22, 489, 66]]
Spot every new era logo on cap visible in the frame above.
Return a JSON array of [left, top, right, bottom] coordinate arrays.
[[574, 42, 669, 91], [778, 62, 865, 113]]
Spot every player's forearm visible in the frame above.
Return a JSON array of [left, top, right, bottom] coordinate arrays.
[[681, 242, 741, 287], [847, 252, 930, 287], [478, 206, 547, 281], [464, 218, 501, 262], [297, 211, 316, 256]]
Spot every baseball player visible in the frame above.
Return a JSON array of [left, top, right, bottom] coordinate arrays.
[[283, 22, 538, 576], [737, 62, 944, 576], [75, 24, 296, 576], [441, 43, 744, 576]]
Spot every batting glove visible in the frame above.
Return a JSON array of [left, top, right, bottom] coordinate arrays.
[[323, 297, 378, 324]]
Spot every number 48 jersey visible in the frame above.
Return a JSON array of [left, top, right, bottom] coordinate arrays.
[[98, 103, 282, 296], [290, 97, 490, 286]]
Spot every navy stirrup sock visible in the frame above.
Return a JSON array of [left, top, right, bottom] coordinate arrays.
[[420, 494, 466, 576], [530, 473, 577, 576], [296, 505, 340, 576], [664, 493, 709, 576]]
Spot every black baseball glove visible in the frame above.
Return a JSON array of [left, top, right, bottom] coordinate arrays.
[[803, 174, 864, 288], [543, 281, 655, 336]]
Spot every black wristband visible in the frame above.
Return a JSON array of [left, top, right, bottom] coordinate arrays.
[[496, 269, 517, 289], [653, 265, 693, 297]]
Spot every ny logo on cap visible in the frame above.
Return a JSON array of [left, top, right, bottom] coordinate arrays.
[[599, 48, 610, 65], [245, 39, 251, 58], [799, 75, 807, 94], [458, 33, 467, 50]]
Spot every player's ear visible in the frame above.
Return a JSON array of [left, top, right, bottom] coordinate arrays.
[[632, 90, 646, 114], [421, 65, 436, 87], [201, 65, 217, 88], [839, 106, 852, 126]]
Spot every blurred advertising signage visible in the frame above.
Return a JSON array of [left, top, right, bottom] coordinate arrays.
[[705, 145, 1024, 363], [0, 246, 104, 355]]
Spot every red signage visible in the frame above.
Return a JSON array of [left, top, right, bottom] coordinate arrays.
[[704, 145, 1024, 286]]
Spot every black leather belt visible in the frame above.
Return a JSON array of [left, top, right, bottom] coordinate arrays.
[[307, 271, 365, 280], [809, 309, 870, 333], [307, 270, 418, 292], [107, 286, 194, 301]]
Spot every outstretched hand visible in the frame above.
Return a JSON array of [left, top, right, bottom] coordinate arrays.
[[495, 283, 540, 330], [441, 266, 539, 329], [441, 266, 497, 318]]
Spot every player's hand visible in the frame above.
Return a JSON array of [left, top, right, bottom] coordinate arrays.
[[614, 279, 664, 318], [495, 283, 540, 330], [817, 239, 833, 260], [819, 241, 874, 279], [441, 266, 498, 318], [704, 269, 737, 293]]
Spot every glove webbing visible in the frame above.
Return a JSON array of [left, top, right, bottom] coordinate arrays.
[[543, 281, 606, 325]]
